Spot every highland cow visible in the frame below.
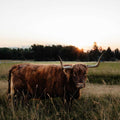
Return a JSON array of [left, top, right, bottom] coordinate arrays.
[[8, 54, 103, 106]]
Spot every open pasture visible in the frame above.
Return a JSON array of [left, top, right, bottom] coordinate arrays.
[[0, 61, 120, 120], [1, 60, 120, 84]]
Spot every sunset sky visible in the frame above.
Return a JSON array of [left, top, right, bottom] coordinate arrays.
[[0, 0, 120, 50]]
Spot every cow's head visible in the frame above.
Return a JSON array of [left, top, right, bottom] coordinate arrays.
[[59, 53, 103, 89]]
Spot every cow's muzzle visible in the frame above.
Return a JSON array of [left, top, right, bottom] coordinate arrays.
[[76, 83, 85, 89]]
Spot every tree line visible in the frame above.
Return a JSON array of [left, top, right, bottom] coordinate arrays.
[[0, 42, 120, 61]]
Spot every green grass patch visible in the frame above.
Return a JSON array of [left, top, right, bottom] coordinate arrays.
[[0, 62, 22, 80], [88, 74, 120, 84]]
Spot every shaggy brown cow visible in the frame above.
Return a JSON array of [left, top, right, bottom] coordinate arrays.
[[8, 54, 103, 106]]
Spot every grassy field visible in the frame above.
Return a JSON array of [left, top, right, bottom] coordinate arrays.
[[0, 60, 120, 120], [1, 60, 120, 84]]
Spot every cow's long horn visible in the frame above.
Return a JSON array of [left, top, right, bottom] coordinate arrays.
[[87, 53, 104, 68], [58, 56, 72, 69]]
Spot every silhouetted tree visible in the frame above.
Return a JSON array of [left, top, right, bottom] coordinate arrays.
[[0, 48, 12, 59], [31, 44, 44, 61], [114, 48, 120, 60], [88, 42, 101, 61], [60, 46, 78, 61], [104, 47, 115, 61]]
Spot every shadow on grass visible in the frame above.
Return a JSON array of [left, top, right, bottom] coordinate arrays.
[[88, 74, 120, 85]]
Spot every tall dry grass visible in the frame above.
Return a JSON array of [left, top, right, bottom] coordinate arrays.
[[0, 94, 120, 120]]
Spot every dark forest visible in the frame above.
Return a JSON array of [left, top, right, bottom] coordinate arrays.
[[0, 42, 120, 61]]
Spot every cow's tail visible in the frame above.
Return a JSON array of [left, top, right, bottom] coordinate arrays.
[[8, 69, 14, 103]]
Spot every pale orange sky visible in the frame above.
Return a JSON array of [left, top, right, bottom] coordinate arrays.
[[0, 0, 120, 50]]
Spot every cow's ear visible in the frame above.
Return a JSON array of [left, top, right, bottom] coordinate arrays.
[[63, 69, 72, 81]]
